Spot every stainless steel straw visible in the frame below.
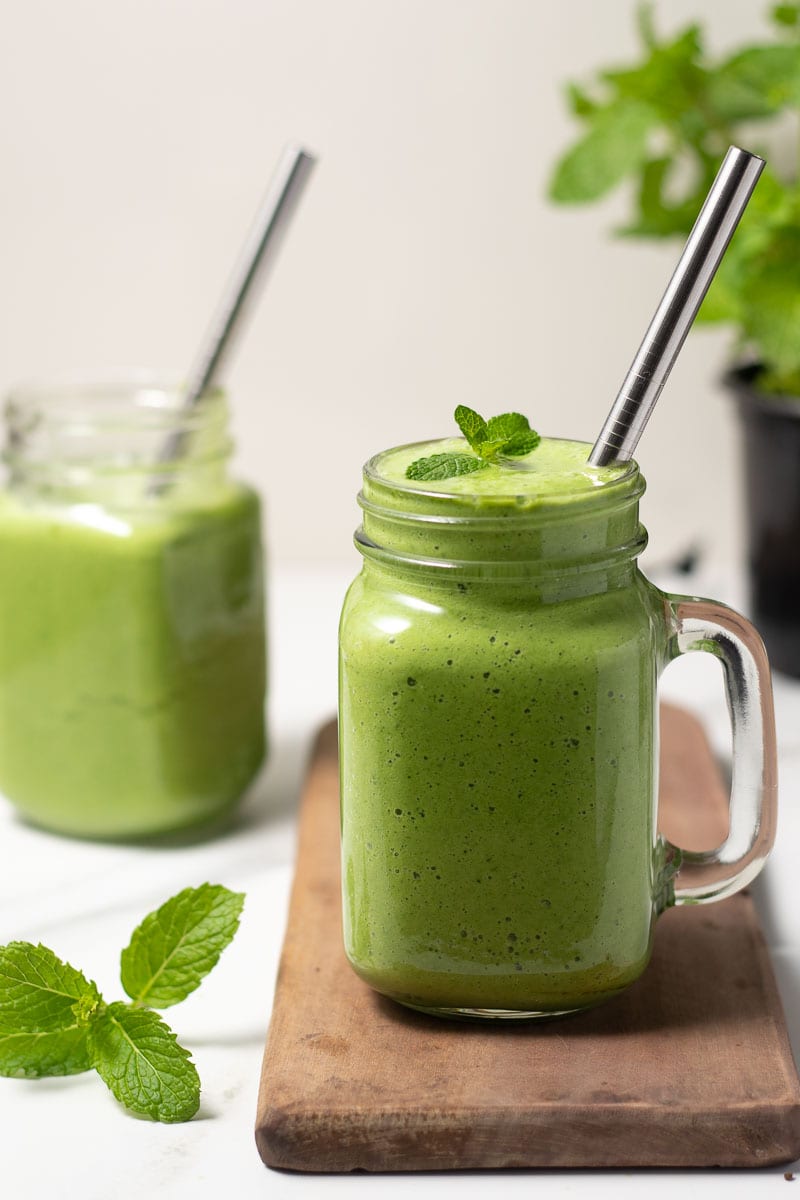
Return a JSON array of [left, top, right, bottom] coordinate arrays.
[[155, 143, 316, 474], [588, 146, 764, 467]]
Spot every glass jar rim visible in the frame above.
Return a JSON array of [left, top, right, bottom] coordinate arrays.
[[3, 370, 233, 497], [5, 370, 225, 432]]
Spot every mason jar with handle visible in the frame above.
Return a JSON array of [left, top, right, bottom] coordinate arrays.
[[338, 436, 777, 1019], [0, 374, 266, 839]]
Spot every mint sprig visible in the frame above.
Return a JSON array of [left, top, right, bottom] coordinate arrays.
[[0, 884, 244, 1122], [547, 4, 800, 395], [406, 406, 541, 481]]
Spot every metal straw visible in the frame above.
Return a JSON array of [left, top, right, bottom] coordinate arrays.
[[155, 143, 316, 473], [588, 146, 765, 467]]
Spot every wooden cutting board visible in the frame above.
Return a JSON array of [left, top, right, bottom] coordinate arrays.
[[255, 705, 800, 1172]]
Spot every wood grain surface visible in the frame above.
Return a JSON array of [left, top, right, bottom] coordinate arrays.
[[255, 705, 800, 1172]]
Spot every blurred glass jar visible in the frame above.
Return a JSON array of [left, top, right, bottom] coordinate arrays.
[[0, 375, 266, 839]]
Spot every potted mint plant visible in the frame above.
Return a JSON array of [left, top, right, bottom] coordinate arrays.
[[549, 2, 800, 676]]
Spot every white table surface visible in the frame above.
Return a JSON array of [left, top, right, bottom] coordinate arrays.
[[2, 562, 800, 1200]]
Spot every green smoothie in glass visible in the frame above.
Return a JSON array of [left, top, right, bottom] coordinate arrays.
[[0, 377, 266, 839], [339, 410, 776, 1018]]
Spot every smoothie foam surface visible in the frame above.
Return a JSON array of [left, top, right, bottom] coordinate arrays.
[[371, 437, 633, 503]]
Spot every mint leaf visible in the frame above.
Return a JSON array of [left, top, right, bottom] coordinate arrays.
[[549, 100, 658, 203], [503, 429, 541, 456], [0, 1026, 93, 1079], [740, 245, 800, 378], [601, 24, 705, 116], [0, 942, 101, 1079], [484, 412, 541, 456], [454, 405, 489, 451], [709, 45, 800, 120], [120, 884, 244, 1009], [485, 412, 529, 441], [89, 1002, 199, 1123], [0, 942, 100, 1029], [405, 453, 487, 481]]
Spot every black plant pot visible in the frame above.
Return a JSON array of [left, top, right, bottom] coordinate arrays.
[[727, 363, 800, 678]]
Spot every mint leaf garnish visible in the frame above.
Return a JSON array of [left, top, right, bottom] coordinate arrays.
[[89, 1002, 200, 1123], [405, 406, 542, 480], [485, 412, 541, 455], [458, 407, 540, 462], [0, 1026, 93, 1079], [454, 405, 489, 451], [485, 412, 528, 441], [474, 438, 507, 458], [405, 453, 488, 481], [503, 430, 541, 456], [120, 884, 244, 1010], [0, 942, 100, 1030], [0, 942, 100, 1079], [0, 882, 244, 1122]]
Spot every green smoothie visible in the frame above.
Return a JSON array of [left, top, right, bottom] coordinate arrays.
[[339, 436, 672, 1016], [0, 483, 266, 839]]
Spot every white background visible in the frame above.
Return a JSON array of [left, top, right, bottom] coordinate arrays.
[[0, 0, 783, 576]]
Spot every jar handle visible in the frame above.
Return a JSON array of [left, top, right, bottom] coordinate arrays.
[[660, 595, 778, 904]]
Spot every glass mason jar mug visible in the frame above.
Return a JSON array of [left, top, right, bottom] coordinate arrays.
[[338, 438, 777, 1019], [0, 375, 266, 839]]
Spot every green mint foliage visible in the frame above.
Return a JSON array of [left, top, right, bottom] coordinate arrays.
[[484, 412, 528, 440], [0, 943, 99, 1078], [0, 884, 243, 1122], [549, 2, 800, 394], [486, 413, 542, 456], [121, 883, 244, 1009], [405, 452, 489, 481], [454, 405, 489, 451], [549, 100, 658, 203], [89, 1003, 200, 1124], [0, 1025, 93, 1079], [406, 407, 542, 480], [0, 942, 100, 1031], [503, 430, 540, 456]]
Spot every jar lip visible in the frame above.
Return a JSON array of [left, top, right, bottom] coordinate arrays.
[[363, 436, 642, 515], [3, 370, 233, 493], [6, 369, 224, 417]]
